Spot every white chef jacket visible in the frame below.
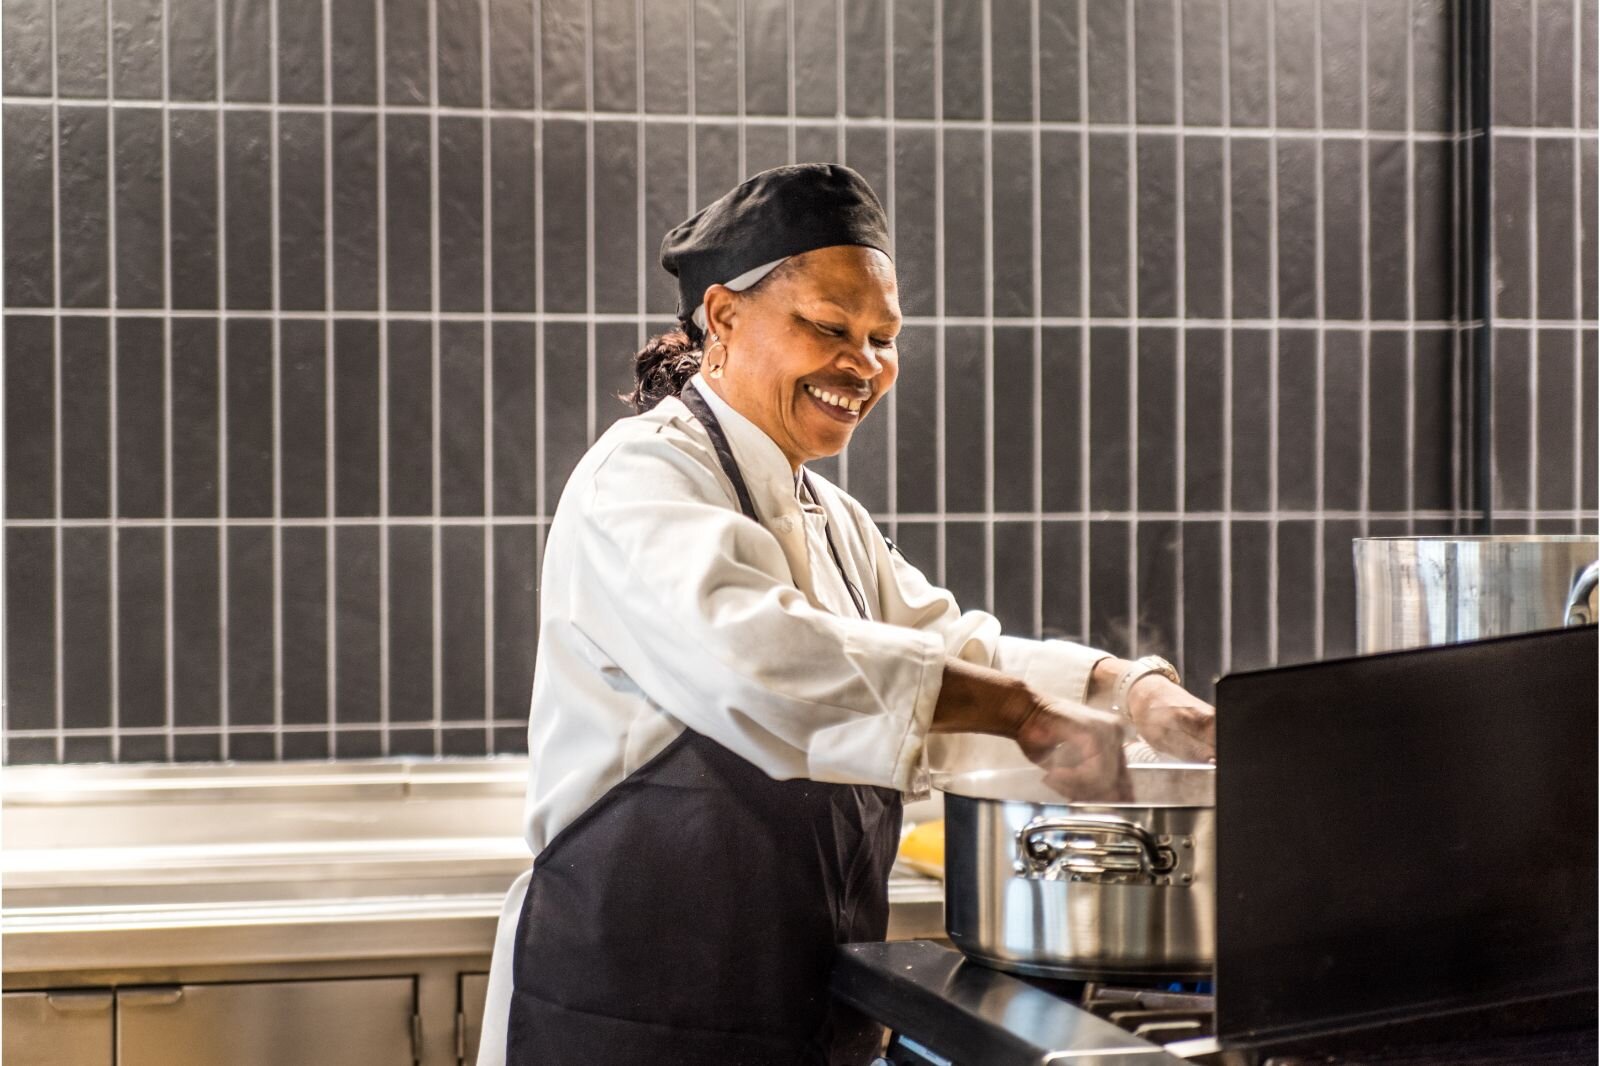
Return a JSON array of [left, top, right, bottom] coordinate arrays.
[[475, 374, 1107, 1064]]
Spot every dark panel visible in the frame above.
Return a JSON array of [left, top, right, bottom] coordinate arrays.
[[1038, 0, 1080, 122], [442, 526, 486, 720], [640, 123, 686, 315], [335, 729, 382, 758], [1227, 0, 1269, 126], [1536, 139, 1577, 321], [1085, 0, 1128, 122], [695, 123, 739, 211], [387, 320, 434, 517], [1273, 0, 1315, 127], [3, 104, 54, 305], [169, 110, 218, 310], [276, 0, 324, 103], [941, 130, 985, 318], [492, 524, 538, 721], [542, 322, 588, 502], [593, 0, 638, 110], [894, 129, 938, 317], [115, 108, 164, 306], [992, 0, 1034, 123], [1136, 328, 1177, 512], [594, 322, 640, 435], [116, 316, 164, 518], [1088, 133, 1129, 318], [1041, 521, 1083, 643], [943, 327, 985, 514], [282, 731, 330, 759], [993, 327, 1034, 514], [1367, 331, 1408, 512], [642, 0, 688, 113], [1412, 0, 1452, 131], [1368, 141, 1408, 322], [794, 0, 837, 116], [332, 113, 379, 310], [437, 0, 483, 107], [280, 320, 326, 517], [489, 0, 536, 108], [1133, 0, 1174, 124], [119, 733, 168, 762], [1088, 327, 1130, 512], [330, 0, 376, 103], [1320, 0, 1361, 129], [542, 119, 588, 313], [744, 124, 789, 176], [845, 376, 890, 514], [992, 131, 1034, 318], [1183, 136, 1224, 320], [5, 316, 54, 518], [1228, 520, 1270, 672], [491, 117, 537, 312], [385, 113, 433, 312], [845, 0, 886, 117], [117, 527, 165, 729], [794, 125, 837, 167], [221, 0, 269, 100], [844, 128, 890, 225], [224, 110, 272, 310], [1320, 520, 1358, 657], [333, 320, 381, 516], [1413, 330, 1454, 512], [1584, 141, 1598, 321], [62, 735, 113, 762], [1491, 0, 1534, 127], [57, 0, 107, 96], [171, 319, 219, 517], [941, 0, 982, 120], [1230, 138, 1270, 320], [225, 527, 273, 727], [5, 528, 56, 730], [1134, 520, 1179, 657], [4, 0, 53, 94], [1586, 0, 1600, 129], [281, 529, 328, 720], [1535, 0, 1575, 127], [1276, 520, 1317, 664], [438, 116, 484, 313], [1039, 327, 1082, 512], [384, 0, 430, 104], [8, 739, 59, 765], [1039, 132, 1081, 318], [1364, 0, 1407, 130], [278, 112, 326, 311], [1183, 329, 1225, 512], [1323, 138, 1363, 320], [61, 527, 111, 729], [388, 526, 434, 723], [60, 317, 110, 519], [175, 732, 222, 761], [1277, 329, 1317, 511], [442, 727, 487, 757], [441, 322, 486, 516], [993, 521, 1035, 637], [334, 525, 380, 723], [1414, 139, 1452, 321], [57, 105, 107, 308], [1136, 134, 1177, 318], [1584, 332, 1598, 510], [945, 522, 987, 616], [541, 0, 586, 109], [694, 0, 738, 116], [1180, 0, 1222, 126], [225, 318, 273, 517], [1323, 330, 1363, 511], [892, 522, 939, 587], [894, 325, 938, 514], [389, 727, 435, 757], [1087, 521, 1130, 655], [168, 0, 217, 99], [1276, 138, 1316, 319], [1535, 331, 1576, 512], [1230, 330, 1271, 512], [593, 121, 639, 313], [491, 322, 538, 515]]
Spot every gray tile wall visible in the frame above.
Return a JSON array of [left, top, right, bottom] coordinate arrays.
[[2, 0, 1591, 764]]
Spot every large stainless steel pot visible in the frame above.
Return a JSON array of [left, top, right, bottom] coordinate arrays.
[[1354, 535, 1599, 653], [930, 735, 1214, 981]]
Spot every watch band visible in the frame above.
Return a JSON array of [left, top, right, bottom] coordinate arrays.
[[1109, 655, 1181, 721]]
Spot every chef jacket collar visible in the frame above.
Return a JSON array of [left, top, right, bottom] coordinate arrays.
[[687, 372, 812, 519]]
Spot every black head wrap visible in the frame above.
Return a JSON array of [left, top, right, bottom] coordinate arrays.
[[659, 163, 892, 325]]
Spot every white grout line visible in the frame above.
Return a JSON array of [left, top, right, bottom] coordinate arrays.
[[1076, 0, 1090, 645], [215, 0, 230, 758], [933, 0, 946, 584], [1265, 0, 1280, 668], [1030, 0, 1044, 639], [1219, 0, 1233, 673], [107, 0, 122, 762], [1126, 0, 1140, 657], [429, 0, 443, 754], [982, 0, 995, 615], [1358, 0, 1371, 541], [162, 0, 176, 762], [585, 0, 597, 449], [481, 0, 495, 753], [1312, 0, 1326, 657], [1574, 0, 1585, 526], [1404, 0, 1417, 537], [1526, 5, 1539, 529], [1172, 0, 1186, 667], [270, 0, 285, 760], [884, 0, 899, 545], [322, 0, 338, 755], [375, 0, 391, 756], [50, 0, 64, 763]]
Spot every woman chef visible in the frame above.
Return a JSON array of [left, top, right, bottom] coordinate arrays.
[[478, 164, 1216, 1065]]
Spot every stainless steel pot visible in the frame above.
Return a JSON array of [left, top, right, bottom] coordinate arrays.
[[930, 735, 1215, 981], [1353, 535, 1599, 653]]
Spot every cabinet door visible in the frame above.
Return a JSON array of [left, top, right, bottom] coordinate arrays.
[[2, 991, 115, 1066], [118, 978, 416, 1066], [458, 974, 489, 1065]]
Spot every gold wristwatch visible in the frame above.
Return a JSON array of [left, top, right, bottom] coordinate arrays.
[[1109, 655, 1181, 721]]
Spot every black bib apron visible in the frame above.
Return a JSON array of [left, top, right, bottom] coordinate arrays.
[[506, 383, 904, 1066]]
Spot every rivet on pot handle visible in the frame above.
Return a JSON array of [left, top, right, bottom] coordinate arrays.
[[1015, 814, 1178, 883]]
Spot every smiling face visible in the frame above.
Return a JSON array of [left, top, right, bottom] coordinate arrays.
[[701, 245, 902, 471]]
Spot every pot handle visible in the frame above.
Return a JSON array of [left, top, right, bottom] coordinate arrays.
[[1016, 814, 1178, 882]]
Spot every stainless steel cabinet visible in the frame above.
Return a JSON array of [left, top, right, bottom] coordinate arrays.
[[117, 978, 417, 1066], [3, 991, 115, 1066], [459, 973, 489, 1065]]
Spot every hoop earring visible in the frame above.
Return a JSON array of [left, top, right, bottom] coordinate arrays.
[[704, 335, 729, 380]]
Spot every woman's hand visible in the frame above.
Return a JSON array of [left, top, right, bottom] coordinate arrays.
[[1014, 700, 1133, 802], [1125, 676, 1216, 763]]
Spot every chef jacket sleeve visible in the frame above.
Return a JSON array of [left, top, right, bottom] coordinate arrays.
[[574, 426, 947, 791]]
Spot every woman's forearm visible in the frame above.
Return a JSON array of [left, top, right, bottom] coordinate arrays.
[[929, 656, 1038, 738]]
